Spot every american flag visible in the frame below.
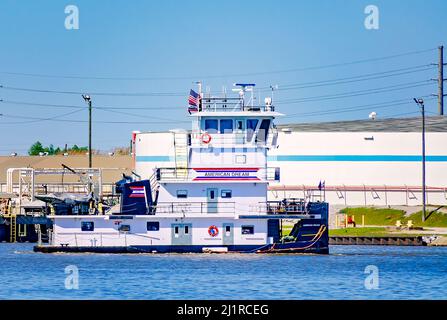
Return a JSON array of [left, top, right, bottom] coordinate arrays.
[[129, 186, 145, 198], [188, 89, 199, 106]]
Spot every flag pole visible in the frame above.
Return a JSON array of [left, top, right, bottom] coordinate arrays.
[[196, 81, 202, 111]]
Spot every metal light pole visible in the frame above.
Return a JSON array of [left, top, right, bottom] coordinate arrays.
[[82, 94, 92, 168], [414, 98, 426, 222], [82, 94, 93, 194]]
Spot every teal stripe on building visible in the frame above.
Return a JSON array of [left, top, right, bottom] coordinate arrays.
[[136, 156, 173, 162], [267, 155, 447, 162], [136, 155, 447, 163]]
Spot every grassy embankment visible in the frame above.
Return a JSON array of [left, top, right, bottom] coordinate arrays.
[[330, 207, 447, 237], [282, 207, 447, 237]]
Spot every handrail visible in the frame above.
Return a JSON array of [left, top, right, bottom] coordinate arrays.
[[154, 201, 235, 214], [197, 97, 275, 112], [189, 132, 277, 147]]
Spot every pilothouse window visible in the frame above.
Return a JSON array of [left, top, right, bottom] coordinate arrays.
[[220, 119, 233, 134], [205, 119, 218, 133], [246, 119, 259, 142], [256, 119, 271, 143]]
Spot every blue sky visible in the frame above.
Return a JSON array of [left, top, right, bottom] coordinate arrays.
[[0, 0, 445, 154]]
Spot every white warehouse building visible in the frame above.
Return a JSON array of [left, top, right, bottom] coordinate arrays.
[[134, 116, 447, 206]]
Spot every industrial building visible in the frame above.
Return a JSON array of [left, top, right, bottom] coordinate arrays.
[[134, 116, 447, 206]]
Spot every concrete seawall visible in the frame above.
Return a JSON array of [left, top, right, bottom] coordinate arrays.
[[329, 236, 426, 246]]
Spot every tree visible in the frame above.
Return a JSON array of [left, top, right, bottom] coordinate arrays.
[[28, 141, 44, 156]]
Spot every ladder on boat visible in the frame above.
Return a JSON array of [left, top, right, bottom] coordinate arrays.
[[174, 133, 188, 179], [9, 214, 17, 243], [149, 171, 160, 210]]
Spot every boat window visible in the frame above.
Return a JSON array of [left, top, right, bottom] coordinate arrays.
[[185, 226, 189, 234], [221, 190, 232, 198], [246, 119, 259, 142], [204, 119, 218, 133], [174, 226, 179, 234], [220, 119, 233, 134], [236, 120, 243, 130], [147, 221, 160, 231], [225, 225, 231, 233], [177, 190, 188, 198], [118, 224, 131, 232], [256, 119, 271, 143], [81, 221, 94, 232], [241, 225, 254, 235]]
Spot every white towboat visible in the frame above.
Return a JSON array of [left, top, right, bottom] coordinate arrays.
[[34, 83, 329, 254]]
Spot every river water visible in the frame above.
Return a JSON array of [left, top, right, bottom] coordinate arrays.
[[0, 244, 445, 300]]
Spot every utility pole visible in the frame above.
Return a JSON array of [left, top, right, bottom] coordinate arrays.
[[82, 95, 92, 168], [82, 94, 93, 192], [414, 98, 426, 222], [439, 45, 445, 115]]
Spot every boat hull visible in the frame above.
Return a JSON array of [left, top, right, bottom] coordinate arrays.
[[33, 242, 329, 254]]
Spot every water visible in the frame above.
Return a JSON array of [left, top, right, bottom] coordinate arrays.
[[0, 244, 446, 300]]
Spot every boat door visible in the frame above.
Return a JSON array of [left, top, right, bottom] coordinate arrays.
[[222, 223, 234, 245], [206, 188, 218, 213], [235, 119, 245, 144], [171, 223, 192, 245]]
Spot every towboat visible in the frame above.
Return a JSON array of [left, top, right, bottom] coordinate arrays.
[[34, 84, 329, 254]]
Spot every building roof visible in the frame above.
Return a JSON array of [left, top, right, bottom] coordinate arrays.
[[0, 155, 133, 183], [278, 116, 447, 133]]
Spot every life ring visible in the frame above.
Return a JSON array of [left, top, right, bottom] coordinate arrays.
[[201, 133, 212, 144], [208, 225, 219, 237]]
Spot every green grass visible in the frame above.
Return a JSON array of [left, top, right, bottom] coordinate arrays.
[[340, 206, 447, 228], [403, 210, 447, 227], [340, 207, 406, 226]]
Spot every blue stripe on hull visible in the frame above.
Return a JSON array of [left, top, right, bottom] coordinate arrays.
[[33, 243, 329, 254]]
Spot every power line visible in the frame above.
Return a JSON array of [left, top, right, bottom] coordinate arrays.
[[0, 63, 435, 99], [260, 65, 435, 91], [0, 108, 85, 124], [276, 80, 432, 104], [0, 111, 189, 125], [282, 96, 436, 119], [0, 99, 182, 110], [0, 85, 184, 97], [94, 107, 186, 122], [0, 47, 436, 80]]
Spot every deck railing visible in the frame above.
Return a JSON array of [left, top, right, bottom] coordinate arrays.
[[154, 201, 235, 215], [197, 97, 275, 113], [249, 200, 308, 215]]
